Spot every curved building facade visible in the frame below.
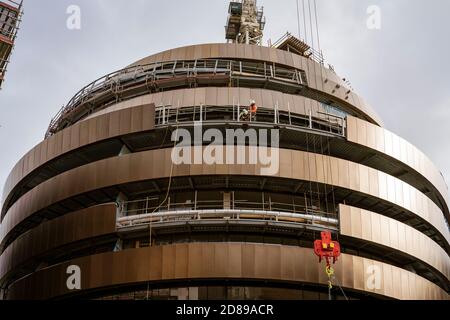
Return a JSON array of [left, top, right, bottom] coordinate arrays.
[[0, 41, 449, 300]]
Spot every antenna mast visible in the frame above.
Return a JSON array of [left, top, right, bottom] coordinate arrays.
[[225, 0, 266, 45]]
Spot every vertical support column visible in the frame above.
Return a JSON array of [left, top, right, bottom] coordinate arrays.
[[305, 193, 308, 213], [237, 103, 240, 122], [277, 101, 280, 124], [116, 193, 128, 218], [274, 102, 280, 124], [162, 105, 166, 125], [200, 104, 203, 123], [0, 287, 8, 300], [288, 102, 292, 125], [114, 239, 123, 252], [224, 192, 231, 210], [232, 191, 235, 210], [194, 190, 198, 211], [262, 192, 265, 211]]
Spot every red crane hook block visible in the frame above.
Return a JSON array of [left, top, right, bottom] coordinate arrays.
[[314, 231, 341, 266]]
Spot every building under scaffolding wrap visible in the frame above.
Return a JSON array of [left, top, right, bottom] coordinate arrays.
[[0, 0, 22, 90]]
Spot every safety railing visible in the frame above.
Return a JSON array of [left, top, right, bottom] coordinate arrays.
[[271, 32, 325, 65], [45, 58, 309, 138], [154, 104, 346, 137], [116, 198, 338, 230]]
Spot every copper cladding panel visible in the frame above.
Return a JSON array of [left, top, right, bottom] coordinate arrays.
[[347, 115, 449, 213], [6, 243, 449, 300], [1, 104, 156, 215], [4, 88, 445, 227], [0, 204, 117, 282], [2, 147, 448, 250], [339, 204, 450, 282]]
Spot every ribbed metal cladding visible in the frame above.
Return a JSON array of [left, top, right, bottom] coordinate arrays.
[[6, 243, 449, 300], [1, 43, 449, 300]]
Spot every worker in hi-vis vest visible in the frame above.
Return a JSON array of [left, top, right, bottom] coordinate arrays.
[[240, 100, 258, 121]]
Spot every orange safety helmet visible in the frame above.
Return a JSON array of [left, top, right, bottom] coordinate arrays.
[[249, 100, 258, 113]]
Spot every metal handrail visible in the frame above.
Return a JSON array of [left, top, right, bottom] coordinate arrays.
[[116, 209, 338, 230], [152, 105, 346, 137], [45, 58, 310, 138], [118, 198, 336, 220], [271, 32, 325, 65]]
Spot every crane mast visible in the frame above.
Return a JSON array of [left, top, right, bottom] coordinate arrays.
[[225, 0, 266, 45]]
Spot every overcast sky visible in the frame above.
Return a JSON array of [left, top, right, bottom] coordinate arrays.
[[0, 0, 449, 202]]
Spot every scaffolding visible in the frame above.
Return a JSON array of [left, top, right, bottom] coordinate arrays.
[[45, 57, 352, 138], [45, 58, 310, 137], [116, 195, 338, 231], [153, 104, 346, 137], [0, 0, 23, 90], [272, 32, 324, 65]]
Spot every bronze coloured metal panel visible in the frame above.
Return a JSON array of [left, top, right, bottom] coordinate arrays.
[[5, 243, 448, 300], [347, 115, 449, 214], [339, 204, 450, 282], [0, 204, 117, 283], [2, 148, 449, 251], [1, 104, 156, 219]]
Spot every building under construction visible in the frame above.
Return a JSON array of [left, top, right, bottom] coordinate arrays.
[[0, 0, 22, 89], [0, 0, 449, 300]]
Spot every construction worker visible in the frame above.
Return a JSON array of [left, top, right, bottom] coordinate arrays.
[[239, 108, 250, 121], [249, 100, 258, 114], [249, 100, 258, 121], [239, 100, 258, 121]]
